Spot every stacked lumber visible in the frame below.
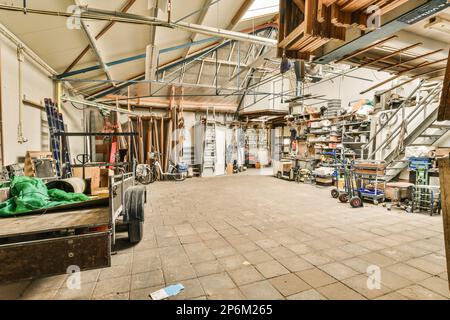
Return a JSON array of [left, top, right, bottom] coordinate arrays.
[[278, 0, 409, 60]]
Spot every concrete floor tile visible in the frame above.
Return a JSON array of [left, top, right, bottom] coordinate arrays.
[[406, 257, 446, 275], [378, 270, 412, 291], [419, 276, 450, 298], [92, 275, 131, 298], [269, 273, 311, 296], [54, 283, 96, 300], [301, 252, 334, 266], [278, 256, 313, 272], [284, 243, 314, 255], [255, 239, 280, 249], [375, 292, 408, 300], [20, 289, 57, 300], [317, 282, 366, 300], [198, 273, 236, 296], [287, 289, 327, 300], [319, 262, 360, 281], [342, 274, 391, 299], [99, 264, 132, 281], [179, 234, 202, 244], [341, 257, 371, 274], [208, 288, 246, 300], [243, 250, 273, 264], [130, 286, 160, 300], [211, 246, 237, 258], [219, 255, 248, 271], [255, 260, 290, 278], [396, 285, 447, 300], [265, 246, 296, 260], [228, 266, 264, 286], [193, 260, 225, 277], [131, 270, 164, 290], [296, 268, 337, 288], [359, 252, 396, 268], [240, 281, 285, 300], [163, 264, 197, 283]]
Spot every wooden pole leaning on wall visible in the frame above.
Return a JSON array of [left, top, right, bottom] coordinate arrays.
[[165, 85, 175, 172], [438, 50, 450, 121], [438, 155, 450, 290]]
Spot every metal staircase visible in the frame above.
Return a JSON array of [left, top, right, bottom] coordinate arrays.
[[362, 80, 450, 182], [202, 107, 217, 177]]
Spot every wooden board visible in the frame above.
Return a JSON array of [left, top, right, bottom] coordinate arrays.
[[438, 156, 450, 290], [438, 51, 450, 121], [0, 232, 110, 284], [0, 207, 109, 239]]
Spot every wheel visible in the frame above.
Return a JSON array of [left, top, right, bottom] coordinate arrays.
[[276, 172, 282, 179], [135, 165, 152, 185], [338, 193, 349, 203], [289, 169, 295, 181], [124, 186, 146, 244], [350, 196, 363, 208], [128, 221, 144, 244], [331, 188, 339, 199], [174, 172, 186, 181], [373, 200, 379, 205]]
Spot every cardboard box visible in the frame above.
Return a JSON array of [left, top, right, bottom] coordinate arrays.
[[100, 169, 111, 188], [73, 167, 100, 191], [227, 164, 234, 175]]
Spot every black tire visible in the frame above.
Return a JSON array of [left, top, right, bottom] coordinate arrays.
[[276, 172, 282, 179], [350, 196, 363, 208], [339, 193, 349, 203], [124, 186, 146, 243], [128, 221, 144, 244], [331, 188, 339, 199]]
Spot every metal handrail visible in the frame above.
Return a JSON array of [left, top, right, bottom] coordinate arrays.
[[365, 82, 442, 160], [362, 80, 424, 154]]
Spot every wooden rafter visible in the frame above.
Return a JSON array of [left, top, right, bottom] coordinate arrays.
[[357, 42, 422, 69], [335, 35, 398, 63], [378, 49, 444, 72]]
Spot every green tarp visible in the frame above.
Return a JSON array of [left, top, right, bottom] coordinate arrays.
[[0, 176, 90, 217]]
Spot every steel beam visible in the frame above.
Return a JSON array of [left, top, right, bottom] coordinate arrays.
[[314, 0, 450, 64]]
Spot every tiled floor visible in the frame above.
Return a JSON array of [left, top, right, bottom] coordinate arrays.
[[2, 171, 449, 300]]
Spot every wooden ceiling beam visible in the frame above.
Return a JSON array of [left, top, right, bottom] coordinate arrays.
[[378, 48, 444, 72], [358, 42, 422, 69], [335, 35, 397, 63]]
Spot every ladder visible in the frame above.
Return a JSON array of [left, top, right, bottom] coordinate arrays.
[[44, 99, 71, 178], [202, 107, 217, 177]]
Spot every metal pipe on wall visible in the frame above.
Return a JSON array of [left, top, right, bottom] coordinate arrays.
[[17, 45, 27, 144]]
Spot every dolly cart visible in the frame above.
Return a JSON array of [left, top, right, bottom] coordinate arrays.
[[336, 160, 363, 208], [353, 160, 386, 205]]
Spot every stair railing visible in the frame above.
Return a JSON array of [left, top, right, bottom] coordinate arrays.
[[363, 81, 442, 161]]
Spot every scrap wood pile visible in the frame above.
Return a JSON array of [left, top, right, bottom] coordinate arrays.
[[278, 0, 409, 59]]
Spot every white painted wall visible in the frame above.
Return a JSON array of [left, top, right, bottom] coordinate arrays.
[[0, 33, 54, 165]]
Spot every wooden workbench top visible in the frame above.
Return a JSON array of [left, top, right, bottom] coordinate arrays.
[[0, 207, 109, 239]]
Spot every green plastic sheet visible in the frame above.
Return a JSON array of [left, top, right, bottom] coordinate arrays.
[[0, 176, 89, 217]]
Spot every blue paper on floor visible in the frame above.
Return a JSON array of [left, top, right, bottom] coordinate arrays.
[[150, 284, 185, 300]]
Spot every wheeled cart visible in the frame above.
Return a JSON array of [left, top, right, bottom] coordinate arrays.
[[0, 173, 146, 284]]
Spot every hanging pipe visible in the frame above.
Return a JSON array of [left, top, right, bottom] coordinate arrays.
[[17, 45, 28, 144]]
